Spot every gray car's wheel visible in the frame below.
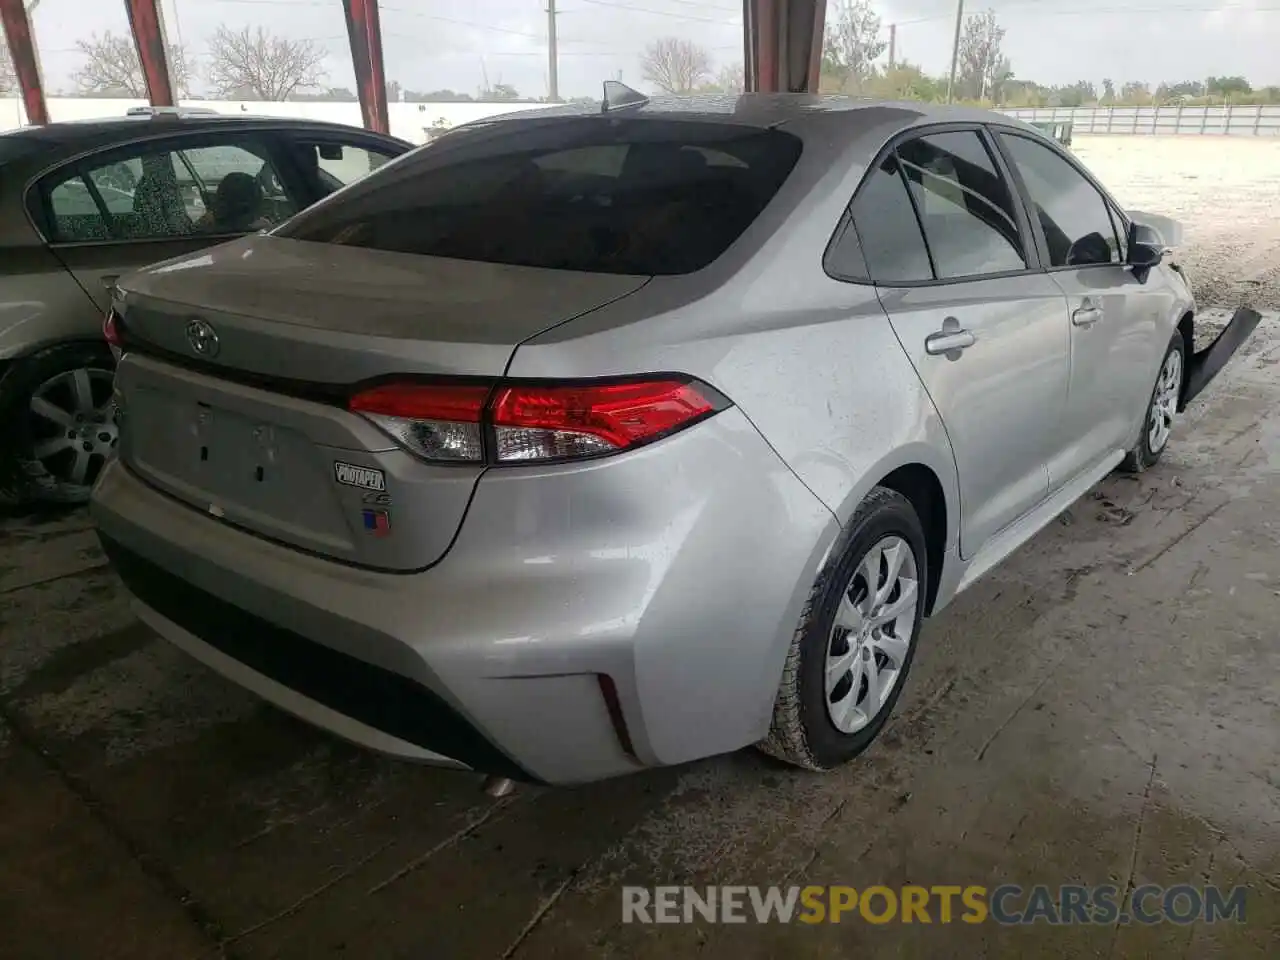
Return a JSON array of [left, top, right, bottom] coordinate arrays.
[[760, 486, 927, 771], [0, 342, 118, 505], [1120, 332, 1185, 474]]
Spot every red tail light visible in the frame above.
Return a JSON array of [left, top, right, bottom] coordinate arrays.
[[103, 310, 122, 347], [347, 377, 727, 465], [349, 383, 490, 462], [490, 380, 717, 462]]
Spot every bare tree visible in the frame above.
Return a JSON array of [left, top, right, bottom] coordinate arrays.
[[956, 10, 1010, 102], [640, 37, 711, 95], [207, 26, 326, 101], [823, 0, 887, 92], [72, 31, 192, 98], [706, 62, 744, 94]]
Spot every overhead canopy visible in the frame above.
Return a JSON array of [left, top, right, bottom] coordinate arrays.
[[1, 0, 826, 130]]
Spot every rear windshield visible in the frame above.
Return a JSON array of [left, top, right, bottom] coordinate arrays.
[[278, 118, 803, 275]]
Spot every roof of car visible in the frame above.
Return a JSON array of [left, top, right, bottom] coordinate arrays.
[[475, 93, 1023, 132]]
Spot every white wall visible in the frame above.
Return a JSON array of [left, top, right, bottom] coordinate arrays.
[[0, 97, 550, 144]]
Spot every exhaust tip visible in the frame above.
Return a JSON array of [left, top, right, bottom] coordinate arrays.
[[482, 776, 517, 798]]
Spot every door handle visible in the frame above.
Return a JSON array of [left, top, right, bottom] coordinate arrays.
[[925, 325, 976, 357], [1072, 301, 1102, 327]]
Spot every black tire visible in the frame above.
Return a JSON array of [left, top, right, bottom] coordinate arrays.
[[759, 486, 928, 771], [0, 341, 117, 506], [1120, 332, 1186, 474]]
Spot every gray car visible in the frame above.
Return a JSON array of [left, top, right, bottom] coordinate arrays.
[[91, 95, 1257, 785], [0, 109, 408, 504]]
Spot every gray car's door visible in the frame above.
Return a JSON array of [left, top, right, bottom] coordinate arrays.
[[33, 132, 305, 318], [993, 130, 1167, 488], [843, 127, 1071, 558]]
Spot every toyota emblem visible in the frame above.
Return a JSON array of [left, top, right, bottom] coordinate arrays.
[[186, 318, 220, 358]]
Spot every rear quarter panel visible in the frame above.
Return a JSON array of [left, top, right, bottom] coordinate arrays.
[[0, 244, 100, 361]]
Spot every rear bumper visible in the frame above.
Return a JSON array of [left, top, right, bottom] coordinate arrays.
[[91, 407, 837, 784]]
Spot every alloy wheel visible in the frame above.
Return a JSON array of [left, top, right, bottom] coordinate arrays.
[[1148, 349, 1183, 454], [824, 535, 920, 735], [26, 367, 118, 492]]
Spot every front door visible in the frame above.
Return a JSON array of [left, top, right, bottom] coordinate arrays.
[[994, 130, 1166, 487], [849, 128, 1071, 557]]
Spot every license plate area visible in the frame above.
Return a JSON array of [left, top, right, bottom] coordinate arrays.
[[124, 386, 354, 552]]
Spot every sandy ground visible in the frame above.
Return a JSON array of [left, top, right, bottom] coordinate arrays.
[[1, 136, 1278, 959], [1075, 136, 1280, 314]]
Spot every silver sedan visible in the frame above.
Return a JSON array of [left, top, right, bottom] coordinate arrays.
[[92, 95, 1257, 784]]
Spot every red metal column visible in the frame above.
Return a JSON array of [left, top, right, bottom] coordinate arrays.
[[0, 0, 48, 125], [343, 0, 389, 134], [123, 0, 175, 106], [743, 0, 824, 94]]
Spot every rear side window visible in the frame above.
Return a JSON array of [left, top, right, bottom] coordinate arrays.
[[279, 119, 803, 275], [842, 155, 933, 283], [896, 131, 1026, 279]]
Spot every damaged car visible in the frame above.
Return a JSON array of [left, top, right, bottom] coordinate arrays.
[[91, 94, 1257, 786]]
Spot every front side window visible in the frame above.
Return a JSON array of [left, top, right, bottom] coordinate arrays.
[[279, 119, 803, 276], [291, 141, 397, 196], [895, 131, 1027, 280], [997, 132, 1121, 268], [41, 139, 299, 244]]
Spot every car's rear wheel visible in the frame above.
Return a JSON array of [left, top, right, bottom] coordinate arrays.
[[0, 342, 118, 505], [1120, 333, 1185, 473], [760, 486, 927, 771]]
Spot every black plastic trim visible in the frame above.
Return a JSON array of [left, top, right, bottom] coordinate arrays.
[[98, 533, 540, 782]]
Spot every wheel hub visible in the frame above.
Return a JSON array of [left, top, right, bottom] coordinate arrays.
[[25, 366, 118, 492], [824, 535, 920, 736], [1148, 349, 1183, 454]]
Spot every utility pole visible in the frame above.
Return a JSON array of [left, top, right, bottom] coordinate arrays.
[[946, 0, 964, 104], [888, 23, 896, 71], [546, 0, 559, 102]]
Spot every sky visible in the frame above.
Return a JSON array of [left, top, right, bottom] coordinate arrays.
[[17, 0, 1280, 100]]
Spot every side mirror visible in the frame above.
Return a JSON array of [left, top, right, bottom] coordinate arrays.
[[1127, 221, 1164, 275]]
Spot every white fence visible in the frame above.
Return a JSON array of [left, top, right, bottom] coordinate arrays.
[[1003, 104, 1280, 136], [0, 97, 548, 145]]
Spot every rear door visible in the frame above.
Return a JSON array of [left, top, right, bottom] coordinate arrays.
[[845, 126, 1071, 557], [992, 129, 1166, 488], [32, 131, 305, 315]]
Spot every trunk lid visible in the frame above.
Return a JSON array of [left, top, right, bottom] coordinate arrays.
[[113, 235, 648, 570]]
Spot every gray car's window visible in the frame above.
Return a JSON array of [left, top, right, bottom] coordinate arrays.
[[843, 155, 933, 283], [41, 139, 299, 244], [279, 119, 803, 276], [896, 131, 1027, 280], [998, 133, 1121, 268], [290, 141, 396, 197]]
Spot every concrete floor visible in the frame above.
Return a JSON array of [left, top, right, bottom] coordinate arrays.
[[2, 313, 1279, 959]]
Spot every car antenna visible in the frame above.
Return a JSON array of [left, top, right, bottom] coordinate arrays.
[[601, 80, 648, 114]]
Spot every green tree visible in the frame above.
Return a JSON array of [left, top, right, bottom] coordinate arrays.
[[955, 10, 1010, 102], [822, 0, 887, 93]]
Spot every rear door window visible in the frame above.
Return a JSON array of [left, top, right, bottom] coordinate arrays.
[[39, 137, 301, 243], [896, 131, 1027, 279], [279, 119, 803, 275]]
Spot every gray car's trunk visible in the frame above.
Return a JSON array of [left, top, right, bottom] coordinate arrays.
[[113, 235, 648, 570]]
